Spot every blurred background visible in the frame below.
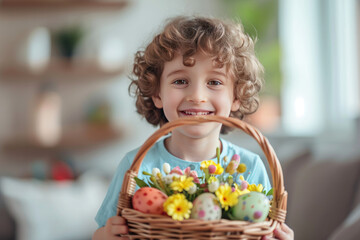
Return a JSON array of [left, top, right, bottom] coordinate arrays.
[[0, 0, 359, 240]]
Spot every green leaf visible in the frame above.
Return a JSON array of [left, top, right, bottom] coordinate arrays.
[[148, 182, 157, 188], [266, 188, 274, 196], [134, 177, 149, 188]]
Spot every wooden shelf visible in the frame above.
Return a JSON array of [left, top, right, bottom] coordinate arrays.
[[2, 124, 124, 155], [0, 0, 128, 11], [0, 60, 126, 82]]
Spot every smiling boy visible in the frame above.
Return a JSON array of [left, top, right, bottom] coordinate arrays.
[[93, 16, 293, 240]]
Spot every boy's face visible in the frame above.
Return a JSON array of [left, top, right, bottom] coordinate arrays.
[[152, 52, 240, 138]]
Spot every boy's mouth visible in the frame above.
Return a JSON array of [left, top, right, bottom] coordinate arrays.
[[180, 110, 214, 116]]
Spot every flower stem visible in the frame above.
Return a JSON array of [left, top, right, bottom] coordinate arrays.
[[216, 147, 220, 164]]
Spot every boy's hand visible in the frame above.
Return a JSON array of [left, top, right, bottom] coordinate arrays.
[[104, 216, 129, 239], [92, 216, 129, 240], [273, 223, 294, 240], [262, 223, 294, 240]]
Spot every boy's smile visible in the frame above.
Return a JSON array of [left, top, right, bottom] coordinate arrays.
[[152, 52, 240, 143], [179, 109, 214, 116]]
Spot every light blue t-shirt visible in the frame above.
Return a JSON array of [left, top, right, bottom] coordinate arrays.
[[95, 137, 271, 227]]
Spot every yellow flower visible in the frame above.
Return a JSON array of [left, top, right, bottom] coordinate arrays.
[[237, 163, 247, 173], [201, 160, 217, 170], [215, 183, 239, 211], [170, 175, 194, 192], [164, 194, 192, 221], [200, 160, 223, 175], [233, 183, 250, 196], [248, 184, 264, 193], [163, 193, 183, 210], [213, 163, 224, 175]]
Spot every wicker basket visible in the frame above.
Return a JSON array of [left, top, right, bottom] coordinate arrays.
[[117, 116, 287, 239]]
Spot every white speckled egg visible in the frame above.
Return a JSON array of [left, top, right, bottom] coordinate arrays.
[[230, 192, 270, 222], [191, 193, 222, 220]]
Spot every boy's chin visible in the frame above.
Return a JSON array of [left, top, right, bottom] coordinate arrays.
[[175, 123, 221, 139]]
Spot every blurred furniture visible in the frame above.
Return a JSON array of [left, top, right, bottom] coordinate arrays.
[[0, 171, 110, 240], [3, 123, 122, 156], [0, 2, 129, 239], [283, 151, 360, 240], [0, 1, 128, 157], [0, 0, 128, 11]]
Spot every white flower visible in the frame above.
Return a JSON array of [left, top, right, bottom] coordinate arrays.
[[152, 168, 160, 176], [188, 184, 197, 194], [163, 173, 181, 184], [163, 163, 171, 174], [208, 180, 220, 192]]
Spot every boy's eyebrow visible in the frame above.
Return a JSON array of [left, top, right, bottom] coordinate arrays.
[[166, 69, 185, 78], [166, 70, 227, 78], [209, 70, 227, 77]]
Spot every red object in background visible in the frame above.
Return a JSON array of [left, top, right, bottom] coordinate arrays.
[[51, 161, 74, 181]]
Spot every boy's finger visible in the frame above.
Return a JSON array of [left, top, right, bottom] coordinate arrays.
[[119, 237, 130, 240], [111, 216, 127, 225], [274, 227, 287, 240], [274, 223, 295, 240], [111, 225, 129, 235], [279, 223, 294, 239], [281, 223, 294, 235], [110, 236, 129, 240]]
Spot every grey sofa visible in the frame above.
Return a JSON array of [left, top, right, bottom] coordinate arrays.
[[283, 151, 360, 240]]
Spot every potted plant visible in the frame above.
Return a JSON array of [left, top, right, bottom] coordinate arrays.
[[53, 25, 85, 60]]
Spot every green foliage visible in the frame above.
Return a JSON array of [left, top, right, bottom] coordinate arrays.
[[225, 0, 282, 97], [134, 177, 149, 188], [263, 188, 273, 197], [53, 25, 85, 59]]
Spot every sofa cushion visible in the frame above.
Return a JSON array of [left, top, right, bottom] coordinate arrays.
[[0, 193, 16, 240], [0, 171, 108, 240], [328, 163, 360, 240], [328, 203, 360, 240], [351, 175, 360, 208], [281, 149, 312, 220], [287, 159, 360, 240]]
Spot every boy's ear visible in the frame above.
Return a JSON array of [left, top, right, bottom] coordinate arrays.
[[231, 99, 240, 111], [152, 95, 163, 109]]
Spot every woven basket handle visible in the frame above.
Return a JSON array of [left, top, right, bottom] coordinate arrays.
[[117, 115, 287, 222]]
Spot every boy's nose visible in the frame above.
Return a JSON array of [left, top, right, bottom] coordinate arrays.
[[186, 85, 207, 103]]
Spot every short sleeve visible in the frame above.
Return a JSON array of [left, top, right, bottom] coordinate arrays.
[[247, 155, 272, 192], [95, 154, 132, 228]]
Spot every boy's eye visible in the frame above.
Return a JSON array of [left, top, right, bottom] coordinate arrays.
[[208, 80, 222, 86], [173, 79, 187, 85]]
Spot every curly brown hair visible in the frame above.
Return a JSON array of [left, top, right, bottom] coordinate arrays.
[[129, 16, 264, 134]]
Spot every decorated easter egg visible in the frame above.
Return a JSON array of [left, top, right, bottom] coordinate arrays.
[[230, 192, 270, 222], [132, 187, 168, 215], [191, 193, 222, 220]]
